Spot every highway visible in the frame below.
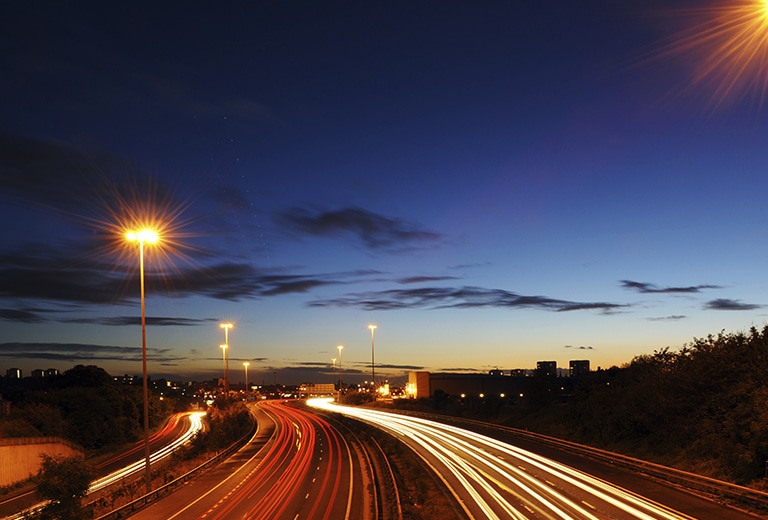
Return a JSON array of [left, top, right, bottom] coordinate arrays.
[[307, 398, 759, 520], [0, 411, 204, 519], [89, 411, 205, 492], [130, 400, 366, 520]]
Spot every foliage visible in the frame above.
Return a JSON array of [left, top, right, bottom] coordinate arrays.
[[397, 326, 768, 486], [0, 365, 173, 452], [188, 400, 252, 454], [34, 454, 94, 520], [555, 326, 768, 484], [342, 390, 375, 405]]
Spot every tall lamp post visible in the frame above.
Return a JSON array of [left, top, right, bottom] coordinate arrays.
[[243, 361, 250, 391], [220, 323, 233, 393], [125, 228, 158, 494], [331, 358, 336, 390], [337, 345, 344, 398], [368, 324, 377, 389], [220, 344, 228, 393]]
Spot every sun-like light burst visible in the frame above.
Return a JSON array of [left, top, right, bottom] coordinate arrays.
[[80, 174, 201, 299], [660, 0, 768, 110]]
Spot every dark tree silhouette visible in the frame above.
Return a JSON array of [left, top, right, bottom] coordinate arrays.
[[35, 454, 94, 520]]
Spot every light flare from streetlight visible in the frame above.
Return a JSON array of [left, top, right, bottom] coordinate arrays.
[[652, 0, 768, 110]]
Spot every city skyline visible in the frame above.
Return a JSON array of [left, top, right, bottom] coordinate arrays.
[[3, 1, 768, 385]]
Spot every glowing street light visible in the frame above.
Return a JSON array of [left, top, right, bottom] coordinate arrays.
[[337, 345, 344, 397], [220, 323, 233, 393], [331, 357, 336, 389], [125, 227, 158, 494], [368, 324, 377, 388], [655, 0, 768, 110], [243, 361, 250, 391]]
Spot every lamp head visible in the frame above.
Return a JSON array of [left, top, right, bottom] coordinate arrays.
[[125, 229, 159, 244]]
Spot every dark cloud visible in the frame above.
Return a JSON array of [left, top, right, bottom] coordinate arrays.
[[564, 345, 594, 350], [310, 285, 625, 313], [372, 363, 425, 371], [397, 276, 458, 284], [0, 308, 45, 323], [64, 316, 215, 326], [0, 132, 186, 224], [0, 242, 345, 318], [0, 342, 181, 363], [647, 315, 687, 321], [277, 206, 442, 250], [704, 298, 762, 311], [621, 280, 721, 294]]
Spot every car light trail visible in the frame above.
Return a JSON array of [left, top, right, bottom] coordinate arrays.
[[88, 411, 205, 492], [307, 398, 694, 520], [4, 412, 205, 520]]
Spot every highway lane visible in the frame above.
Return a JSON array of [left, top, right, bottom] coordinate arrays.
[[307, 398, 756, 520], [88, 411, 205, 493], [0, 411, 203, 519], [131, 400, 364, 520]]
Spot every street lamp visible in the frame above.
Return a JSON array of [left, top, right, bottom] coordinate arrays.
[[368, 324, 377, 388], [337, 345, 344, 397], [243, 361, 250, 391], [125, 228, 158, 494], [220, 344, 228, 393], [331, 358, 336, 389], [220, 323, 233, 393]]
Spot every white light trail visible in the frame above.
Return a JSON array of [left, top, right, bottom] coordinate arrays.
[[6, 412, 205, 520], [88, 411, 205, 492], [307, 398, 693, 520]]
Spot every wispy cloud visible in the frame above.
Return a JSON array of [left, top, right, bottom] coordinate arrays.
[[564, 345, 594, 350], [277, 206, 442, 251], [310, 286, 625, 313], [704, 298, 762, 311], [0, 342, 181, 363], [64, 316, 215, 326], [621, 280, 721, 294], [0, 242, 346, 313], [397, 275, 458, 284], [647, 315, 687, 321]]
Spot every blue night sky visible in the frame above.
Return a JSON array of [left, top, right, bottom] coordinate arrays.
[[2, 1, 768, 385]]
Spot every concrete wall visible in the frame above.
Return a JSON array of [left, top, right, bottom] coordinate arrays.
[[0, 437, 83, 487]]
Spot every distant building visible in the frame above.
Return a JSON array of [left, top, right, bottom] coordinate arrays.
[[45, 368, 59, 377], [408, 371, 431, 399], [31, 369, 45, 378], [408, 371, 528, 398], [569, 360, 590, 377], [299, 383, 335, 396], [536, 361, 557, 377], [5, 368, 21, 379]]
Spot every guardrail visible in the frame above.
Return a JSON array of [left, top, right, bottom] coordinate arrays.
[[95, 410, 258, 520]]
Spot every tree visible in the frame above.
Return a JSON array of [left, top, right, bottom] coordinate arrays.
[[35, 454, 94, 520]]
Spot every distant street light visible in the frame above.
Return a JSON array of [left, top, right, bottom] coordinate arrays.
[[220, 323, 233, 393], [368, 324, 377, 388], [337, 345, 344, 398], [243, 361, 250, 391], [125, 228, 158, 494], [331, 358, 336, 389]]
